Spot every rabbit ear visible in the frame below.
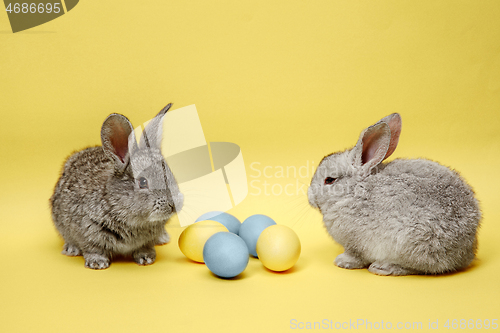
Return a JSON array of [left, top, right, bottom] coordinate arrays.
[[101, 114, 135, 172], [352, 122, 391, 175], [376, 113, 402, 159], [139, 103, 172, 149]]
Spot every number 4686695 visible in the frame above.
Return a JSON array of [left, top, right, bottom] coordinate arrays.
[[444, 319, 498, 329], [6, 3, 61, 14]]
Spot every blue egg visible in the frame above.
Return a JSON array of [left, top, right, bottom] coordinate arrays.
[[203, 232, 249, 278], [239, 214, 277, 257], [196, 211, 241, 235]]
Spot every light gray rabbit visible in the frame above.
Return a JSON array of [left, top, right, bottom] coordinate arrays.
[[50, 104, 184, 270], [308, 113, 481, 275]]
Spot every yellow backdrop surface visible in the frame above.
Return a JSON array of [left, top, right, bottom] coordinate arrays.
[[1, 1, 499, 332]]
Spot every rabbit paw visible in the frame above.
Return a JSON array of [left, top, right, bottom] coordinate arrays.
[[133, 249, 156, 266], [335, 253, 367, 269], [62, 243, 81, 256], [84, 253, 110, 270], [156, 230, 170, 245], [368, 262, 416, 276]]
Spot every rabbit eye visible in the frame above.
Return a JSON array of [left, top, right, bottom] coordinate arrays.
[[324, 177, 336, 185], [138, 177, 149, 189]]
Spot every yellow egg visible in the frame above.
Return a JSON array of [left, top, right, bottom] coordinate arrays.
[[178, 220, 228, 262], [256, 225, 301, 272]]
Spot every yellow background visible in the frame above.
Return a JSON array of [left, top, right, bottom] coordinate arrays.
[[1, 1, 499, 332]]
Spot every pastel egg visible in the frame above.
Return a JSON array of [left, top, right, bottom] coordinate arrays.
[[256, 225, 301, 272], [178, 220, 228, 262], [203, 232, 249, 278], [196, 211, 241, 235], [239, 214, 276, 257]]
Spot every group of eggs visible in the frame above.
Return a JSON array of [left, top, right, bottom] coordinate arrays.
[[178, 211, 301, 278]]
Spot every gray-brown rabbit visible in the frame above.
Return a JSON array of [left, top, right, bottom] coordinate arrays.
[[50, 104, 184, 269], [308, 113, 481, 276]]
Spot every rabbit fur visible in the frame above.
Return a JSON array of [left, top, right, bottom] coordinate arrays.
[[50, 104, 184, 269], [308, 113, 481, 276]]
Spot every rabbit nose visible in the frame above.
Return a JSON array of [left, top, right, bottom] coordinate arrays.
[[307, 187, 318, 208], [174, 193, 184, 212]]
